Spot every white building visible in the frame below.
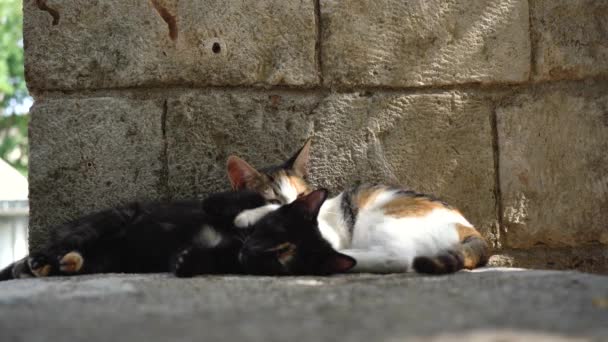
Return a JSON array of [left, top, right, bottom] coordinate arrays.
[[0, 158, 28, 268]]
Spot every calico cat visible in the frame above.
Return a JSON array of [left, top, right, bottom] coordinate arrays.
[[0, 189, 354, 280], [227, 139, 490, 274]]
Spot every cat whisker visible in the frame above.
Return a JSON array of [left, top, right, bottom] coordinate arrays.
[[236, 230, 251, 244]]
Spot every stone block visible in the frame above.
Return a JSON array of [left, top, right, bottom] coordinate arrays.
[[321, 0, 530, 87], [165, 91, 319, 198], [309, 91, 497, 240], [23, 0, 318, 91], [497, 81, 608, 248], [28, 97, 165, 249], [531, 0, 608, 80]]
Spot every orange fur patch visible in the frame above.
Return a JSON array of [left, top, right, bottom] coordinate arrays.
[[455, 224, 482, 242], [455, 224, 484, 269], [382, 196, 444, 218], [59, 251, 84, 273], [354, 186, 387, 209], [31, 264, 51, 277], [266, 243, 297, 266], [288, 175, 311, 196], [226, 156, 261, 191]]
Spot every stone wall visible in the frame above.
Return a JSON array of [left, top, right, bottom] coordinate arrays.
[[24, 0, 608, 273]]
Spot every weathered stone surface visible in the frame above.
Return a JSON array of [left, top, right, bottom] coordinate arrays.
[[531, 0, 608, 80], [1, 271, 607, 341], [28, 97, 164, 249], [24, 0, 318, 91], [489, 246, 608, 274], [321, 0, 530, 87], [166, 91, 318, 198], [309, 92, 497, 242], [497, 81, 608, 248]]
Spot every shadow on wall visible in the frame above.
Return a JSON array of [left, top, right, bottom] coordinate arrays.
[[0, 158, 28, 268]]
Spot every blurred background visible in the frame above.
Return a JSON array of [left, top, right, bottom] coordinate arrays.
[[0, 0, 30, 268]]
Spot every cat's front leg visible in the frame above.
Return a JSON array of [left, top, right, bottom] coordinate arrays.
[[172, 247, 199, 277], [234, 204, 281, 228], [27, 252, 56, 277], [340, 249, 409, 274], [28, 250, 85, 277], [171, 247, 218, 277], [57, 251, 85, 274], [172, 245, 242, 277]]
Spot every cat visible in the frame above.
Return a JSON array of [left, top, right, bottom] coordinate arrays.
[[0, 189, 354, 280], [226, 139, 490, 274], [238, 188, 355, 275]]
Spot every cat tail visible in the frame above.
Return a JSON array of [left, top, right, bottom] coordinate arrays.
[[413, 224, 489, 275], [0, 256, 32, 281]]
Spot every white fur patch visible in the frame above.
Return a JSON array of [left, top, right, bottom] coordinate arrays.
[[277, 177, 298, 204], [317, 194, 350, 249], [195, 225, 222, 248], [340, 249, 409, 273], [234, 204, 281, 228], [351, 207, 464, 270]]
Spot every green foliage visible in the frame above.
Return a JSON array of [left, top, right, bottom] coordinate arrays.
[[0, 0, 27, 111], [1, 0, 29, 176], [0, 113, 28, 175]]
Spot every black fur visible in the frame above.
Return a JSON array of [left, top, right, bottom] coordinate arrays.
[[0, 191, 266, 280], [412, 235, 489, 275], [413, 250, 465, 275], [461, 235, 490, 267], [340, 186, 358, 235], [240, 189, 356, 275], [0, 189, 356, 280], [0, 260, 18, 280]]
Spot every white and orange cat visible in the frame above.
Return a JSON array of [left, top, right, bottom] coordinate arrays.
[[226, 139, 489, 274]]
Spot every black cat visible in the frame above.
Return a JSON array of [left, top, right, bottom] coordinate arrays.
[[0, 189, 355, 280], [238, 189, 355, 275]]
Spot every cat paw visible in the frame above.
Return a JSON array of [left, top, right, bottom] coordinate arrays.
[[173, 248, 195, 278], [234, 211, 257, 228], [59, 251, 84, 273], [413, 250, 464, 275], [27, 254, 53, 277], [234, 205, 280, 228]]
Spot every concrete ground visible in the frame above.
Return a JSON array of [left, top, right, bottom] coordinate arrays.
[[0, 268, 607, 342]]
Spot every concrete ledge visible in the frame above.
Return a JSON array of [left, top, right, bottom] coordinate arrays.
[[1, 270, 606, 341]]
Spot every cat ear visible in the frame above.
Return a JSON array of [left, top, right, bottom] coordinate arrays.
[[284, 138, 312, 177], [291, 188, 327, 217], [322, 252, 356, 274], [226, 156, 261, 190]]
